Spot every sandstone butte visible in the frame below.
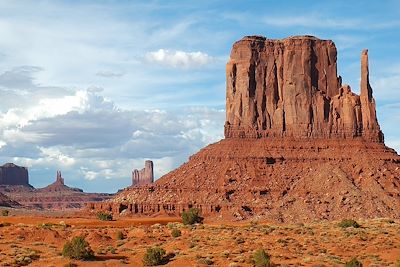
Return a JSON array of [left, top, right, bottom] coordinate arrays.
[[89, 35, 400, 223]]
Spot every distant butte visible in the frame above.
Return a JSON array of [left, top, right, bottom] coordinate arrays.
[[91, 35, 400, 222]]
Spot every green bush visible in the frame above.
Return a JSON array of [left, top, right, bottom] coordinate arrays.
[[62, 236, 94, 260], [116, 230, 125, 240], [338, 219, 360, 228], [97, 211, 113, 221], [171, 228, 181, 238], [253, 249, 273, 267], [344, 258, 363, 267], [1, 209, 9, 216], [182, 208, 203, 225], [142, 247, 166, 266]]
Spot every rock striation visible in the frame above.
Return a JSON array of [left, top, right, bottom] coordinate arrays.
[[0, 163, 30, 186], [225, 36, 382, 142], [91, 36, 400, 222], [132, 160, 154, 186]]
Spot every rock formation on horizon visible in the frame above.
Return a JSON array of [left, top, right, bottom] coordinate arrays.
[[132, 160, 154, 186], [0, 170, 113, 210], [91, 36, 400, 222], [0, 163, 30, 187]]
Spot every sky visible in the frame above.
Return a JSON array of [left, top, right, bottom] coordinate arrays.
[[0, 1, 399, 193]]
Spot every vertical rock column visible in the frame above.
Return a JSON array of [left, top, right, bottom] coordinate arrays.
[[360, 49, 383, 142], [144, 160, 154, 184]]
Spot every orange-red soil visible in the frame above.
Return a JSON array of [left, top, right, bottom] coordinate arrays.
[[0, 210, 398, 266]]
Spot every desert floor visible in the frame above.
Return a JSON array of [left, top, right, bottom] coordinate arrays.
[[0, 209, 399, 266]]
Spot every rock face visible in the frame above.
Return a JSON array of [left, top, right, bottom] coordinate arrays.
[[0, 163, 30, 186], [225, 36, 382, 141], [91, 36, 400, 222], [132, 160, 154, 186]]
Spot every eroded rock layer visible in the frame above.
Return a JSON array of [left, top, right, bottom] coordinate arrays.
[[225, 36, 382, 141], [93, 35, 400, 222]]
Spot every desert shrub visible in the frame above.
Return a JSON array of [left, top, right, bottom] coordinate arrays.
[[182, 208, 203, 225], [171, 228, 181, 238], [197, 257, 214, 265], [97, 211, 113, 221], [253, 249, 273, 267], [12, 248, 40, 266], [64, 263, 78, 267], [1, 209, 9, 216], [344, 258, 363, 267], [116, 230, 125, 240], [142, 247, 166, 266], [62, 236, 94, 260], [338, 219, 360, 228]]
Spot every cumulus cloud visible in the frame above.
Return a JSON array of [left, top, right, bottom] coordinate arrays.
[[145, 49, 214, 69], [0, 80, 225, 192], [0, 66, 43, 89]]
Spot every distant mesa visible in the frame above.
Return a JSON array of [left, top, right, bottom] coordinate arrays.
[[93, 35, 400, 223], [132, 160, 154, 186], [0, 163, 31, 187], [0, 165, 112, 209]]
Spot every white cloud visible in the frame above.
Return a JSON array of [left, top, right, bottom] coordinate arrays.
[[145, 49, 214, 69]]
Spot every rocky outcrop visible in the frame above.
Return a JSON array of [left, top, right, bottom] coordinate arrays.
[[132, 160, 154, 186], [225, 36, 382, 141], [0, 192, 20, 207], [0, 163, 30, 186], [93, 35, 400, 222]]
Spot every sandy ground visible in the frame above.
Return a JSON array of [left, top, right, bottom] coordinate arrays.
[[0, 210, 399, 266]]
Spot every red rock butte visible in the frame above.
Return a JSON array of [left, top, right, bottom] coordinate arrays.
[[90, 36, 400, 222], [225, 35, 382, 141]]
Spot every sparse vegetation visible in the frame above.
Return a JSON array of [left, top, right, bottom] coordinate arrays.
[[253, 249, 273, 267], [182, 208, 203, 225], [1, 209, 9, 216], [344, 258, 363, 267], [142, 247, 167, 266], [11, 248, 40, 266], [171, 228, 181, 238], [197, 257, 214, 265], [62, 236, 94, 260], [338, 219, 360, 228], [96, 211, 113, 221], [116, 230, 125, 240], [64, 263, 78, 267]]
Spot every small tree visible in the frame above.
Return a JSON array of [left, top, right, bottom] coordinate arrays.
[[142, 247, 166, 266], [62, 236, 94, 260], [97, 211, 113, 221], [253, 249, 273, 267], [344, 258, 363, 267], [182, 208, 203, 225]]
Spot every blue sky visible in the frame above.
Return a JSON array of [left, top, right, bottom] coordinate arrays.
[[0, 1, 399, 193]]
